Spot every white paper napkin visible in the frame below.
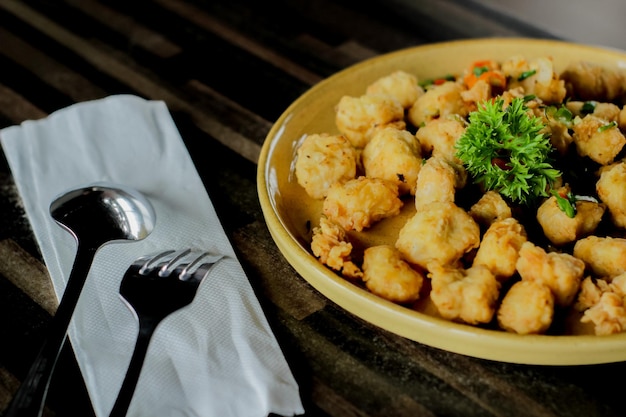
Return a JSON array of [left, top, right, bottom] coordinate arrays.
[[0, 95, 304, 417]]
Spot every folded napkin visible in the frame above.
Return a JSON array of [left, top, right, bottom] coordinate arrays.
[[0, 95, 304, 417]]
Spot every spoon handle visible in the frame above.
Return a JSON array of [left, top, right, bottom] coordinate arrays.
[[108, 317, 160, 417], [4, 245, 96, 417]]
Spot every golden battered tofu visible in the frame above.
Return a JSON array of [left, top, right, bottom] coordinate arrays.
[[468, 191, 512, 228], [429, 263, 500, 325], [407, 81, 469, 127], [295, 133, 357, 199], [396, 202, 480, 271], [323, 176, 402, 232], [311, 217, 362, 279], [597, 162, 626, 228], [366, 70, 423, 109], [414, 156, 466, 211], [581, 292, 626, 335], [573, 235, 626, 279], [536, 190, 605, 246], [414, 116, 466, 164], [473, 218, 527, 281], [502, 56, 567, 104], [362, 245, 424, 304], [335, 94, 405, 148], [571, 114, 626, 165], [362, 127, 422, 195], [516, 242, 585, 307], [497, 280, 554, 334], [560, 61, 626, 102]]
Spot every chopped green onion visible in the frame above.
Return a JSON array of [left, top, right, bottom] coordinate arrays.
[[581, 101, 597, 114], [552, 190, 577, 218], [518, 69, 537, 81], [473, 66, 489, 77], [599, 121, 617, 132]]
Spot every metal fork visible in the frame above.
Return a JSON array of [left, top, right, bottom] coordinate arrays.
[[108, 249, 224, 417]]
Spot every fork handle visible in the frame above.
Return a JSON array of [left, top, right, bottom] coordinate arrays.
[[3, 245, 96, 417], [108, 318, 159, 417]]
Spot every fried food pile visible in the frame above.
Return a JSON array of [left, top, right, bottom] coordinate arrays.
[[294, 57, 626, 335]]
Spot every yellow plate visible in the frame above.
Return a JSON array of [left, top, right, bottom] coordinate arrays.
[[257, 38, 626, 365]]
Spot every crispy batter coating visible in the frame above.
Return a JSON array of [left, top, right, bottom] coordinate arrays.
[[295, 133, 357, 199], [407, 81, 469, 127], [414, 116, 466, 164], [576, 274, 626, 335], [362, 127, 422, 195], [468, 190, 512, 228], [429, 263, 500, 325], [362, 245, 424, 303], [323, 176, 402, 232], [567, 101, 621, 122], [560, 61, 626, 102], [573, 235, 626, 279], [516, 242, 585, 307], [502, 56, 567, 104], [414, 156, 466, 211], [581, 292, 626, 335], [335, 94, 405, 148], [497, 280, 554, 334], [396, 202, 480, 271], [473, 218, 527, 281], [536, 188, 605, 246], [597, 162, 626, 228], [366, 70, 424, 109], [311, 217, 362, 279], [571, 114, 626, 165]]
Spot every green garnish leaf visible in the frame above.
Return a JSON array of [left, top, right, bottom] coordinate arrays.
[[455, 97, 561, 205], [551, 190, 577, 218], [518, 69, 537, 81]]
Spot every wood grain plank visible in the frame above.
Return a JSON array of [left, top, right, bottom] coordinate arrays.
[[0, 239, 57, 315], [63, 0, 182, 59], [0, 0, 262, 163], [0, 84, 47, 124], [153, 0, 323, 86]]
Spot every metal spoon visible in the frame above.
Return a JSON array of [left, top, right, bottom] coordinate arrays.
[[4, 183, 156, 417]]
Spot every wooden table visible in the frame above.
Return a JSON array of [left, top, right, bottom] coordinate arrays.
[[1, 1, 625, 416]]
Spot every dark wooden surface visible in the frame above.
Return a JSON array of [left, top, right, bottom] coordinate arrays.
[[1, 1, 625, 416]]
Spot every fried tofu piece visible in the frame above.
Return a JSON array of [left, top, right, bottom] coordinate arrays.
[[516, 242, 585, 307], [597, 162, 626, 228], [295, 133, 357, 199], [571, 114, 626, 165], [396, 202, 480, 271], [573, 235, 626, 279], [323, 176, 402, 232], [362, 127, 422, 195], [335, 94, 405, 148], [536, 188, 605, 246], [311, 217, 362, 279], [429, 263, 500, 325], [473, 218, 527, 281], [366, 70, 423, 109], [362, 245, 424, 304], [468, 191, 513, 228], [407, 81, 469, 127], [414, 116, 466, 164], [560, 61, 626, 102], [414, 156, 466, 211], [503, 56, 567, 104], [497, 280, 554, 335]]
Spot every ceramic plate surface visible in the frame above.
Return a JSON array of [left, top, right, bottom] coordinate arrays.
[[257, 38, 626, 365]]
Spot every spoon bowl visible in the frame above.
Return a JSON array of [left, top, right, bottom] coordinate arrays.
[[5, 183, 156, 417]]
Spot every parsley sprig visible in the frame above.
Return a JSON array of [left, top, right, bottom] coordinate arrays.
[[455, 97, 561, 204]]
